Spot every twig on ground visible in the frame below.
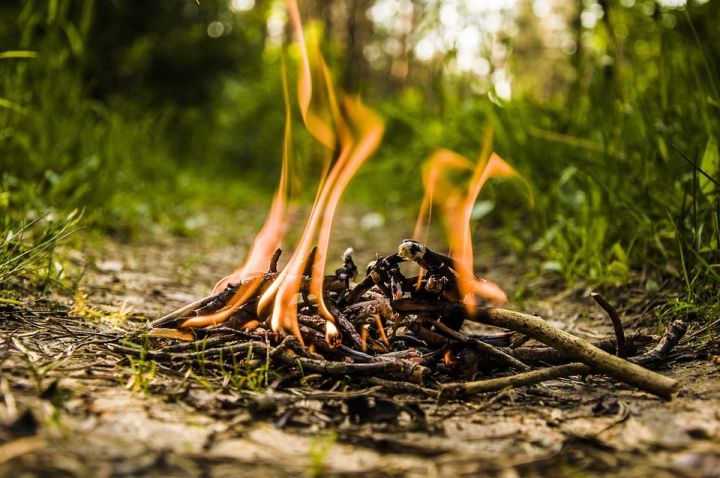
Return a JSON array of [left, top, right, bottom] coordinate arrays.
[[364, 376, 438, 396], [509, 333, 651, 365], [275, 352, 428, 383], [630, 320, 687, 367], [591, 292, 628, 357], [108, 340, 271, 362], [471, 308, 680, 399], [439, 362, 590, 399]]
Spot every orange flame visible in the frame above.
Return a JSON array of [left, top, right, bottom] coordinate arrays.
[[211, 57, 295, 294], [182, 274, 267, 328], [288, 0, 336, 150], [181, 45, 298, 329], [412, 149, 473, 289], [413, 149, 474, 247], [413, 129, 520, 312], [174, 0, 523, 347], [308, 97, 383, 336], [452, 150, 517, 311], [256, 1, 384, 345], [257, 98, 383, 344]]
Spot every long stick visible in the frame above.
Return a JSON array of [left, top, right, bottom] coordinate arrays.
[[473, 308, 680, 399], [508, 333, 651, 365], [440, 362, 590, 398]]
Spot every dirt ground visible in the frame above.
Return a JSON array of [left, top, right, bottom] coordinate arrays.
[[1, 220, 719, 477]]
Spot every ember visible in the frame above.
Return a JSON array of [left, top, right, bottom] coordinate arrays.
[[139, 0, 683, 401]]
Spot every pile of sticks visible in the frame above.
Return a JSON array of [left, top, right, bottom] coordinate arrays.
[[124, 240, 685, 400]]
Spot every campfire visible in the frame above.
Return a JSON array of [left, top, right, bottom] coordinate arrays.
[[131, 0, 684, 401]]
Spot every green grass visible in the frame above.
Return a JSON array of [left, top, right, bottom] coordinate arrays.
[[350, 3, 720, 314], [117, 338, 157, 394], [0, 1, 717, 321], [0, 209, 81, 294], [127, 353, 158, 394], [218, 345, 276, 393]]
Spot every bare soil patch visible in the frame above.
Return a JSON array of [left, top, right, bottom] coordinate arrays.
[[1, 229, 719, 477]]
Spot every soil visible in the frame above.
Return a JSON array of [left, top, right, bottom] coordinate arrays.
[[1, 217, 719, 477]]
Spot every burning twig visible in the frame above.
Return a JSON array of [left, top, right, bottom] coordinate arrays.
[[268, 248, 282, 274], [335, 247, 358, 284], [151, 294, 222, 328], [326, 298, 365, 350], [425, 318, 530, 371], [398, 240, 457, 282], [140, 240, 684, 402]]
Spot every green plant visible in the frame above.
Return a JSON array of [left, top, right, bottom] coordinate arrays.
[[307, 431, 336, 478], [70, 287, 132, 326], [0, 210, 80, 291], [127, 355, 157, 394], [217, 344, 276, 393]]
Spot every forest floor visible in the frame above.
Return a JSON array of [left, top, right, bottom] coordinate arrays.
[[1, 211, 719, 477]]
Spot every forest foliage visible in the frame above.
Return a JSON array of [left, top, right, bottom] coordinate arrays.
[[0, 0, 718, 305]]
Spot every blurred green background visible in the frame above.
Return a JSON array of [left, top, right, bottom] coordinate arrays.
[[0, 0, 718, 305]]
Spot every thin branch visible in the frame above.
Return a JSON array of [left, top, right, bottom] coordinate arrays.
[[630, 320, 687, 367], [471, 308, 680, 399], [591, 292, 627, 357], [440, 363, 590, 399]]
